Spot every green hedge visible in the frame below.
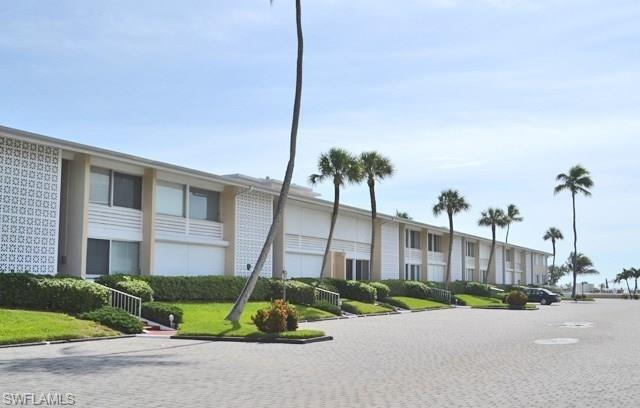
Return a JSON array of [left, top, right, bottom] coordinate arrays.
[[79, 306, 143, 334], [381, 279, 431, 300], [135, 276, 272, 302], [465, 282, 493, 297], [0, 273, 108, 313], [311, 300, 342, 316], [368, 282, 390, 301], [95, 276, 154, 302], [269, 280, 316, 305], [326, 279, 377, 303], [141, 302, 183, 327]]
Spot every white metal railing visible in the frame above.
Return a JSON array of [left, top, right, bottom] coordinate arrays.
[[314, 287, 341, 307], [94, 283, 142, 317], [430, 287, 452, 304]]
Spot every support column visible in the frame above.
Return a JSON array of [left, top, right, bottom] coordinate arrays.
[[62, 154, 90, 278], [140, 168, 156, 275], [221, 186, 237, 276], [420, 229, 429, 282], [371, 220, 383, 281], [398, 223, 406, 279]]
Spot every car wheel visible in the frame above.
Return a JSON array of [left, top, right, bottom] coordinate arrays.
[[541, 298, 548, 305]]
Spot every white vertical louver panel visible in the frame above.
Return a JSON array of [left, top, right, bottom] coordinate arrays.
[[381, 222, 399, 280]]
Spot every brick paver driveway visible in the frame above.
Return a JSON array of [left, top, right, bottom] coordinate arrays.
[[1, 299, 638, 407]]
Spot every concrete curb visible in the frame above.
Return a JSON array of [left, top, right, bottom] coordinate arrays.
[[0, 335, 137, 349], [170, 335, 333, 345]]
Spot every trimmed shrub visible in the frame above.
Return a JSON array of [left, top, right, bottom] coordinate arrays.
[[465, 282, 493, 297], [340, 302, 359, 315], [252, 300, 298, 333], [269, 280, 316, 305], [312, 300, 342, 316], [0, 273, 108, 313], [79, 306, 143, 334], [404, 281, 431, 300], [505, 290, 528, 309], [327, 279, 377, 303], [141, 302, 183, 327], [449, 280, 467, 295], [136, 276, 272, 302], [292, 278, 340, 293], [381, 280, 408, 296], [95, 275, 154, 302], [368, 282, 390, 301]]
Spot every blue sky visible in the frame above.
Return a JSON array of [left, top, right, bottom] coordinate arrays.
[[1, 0, 639, 286]]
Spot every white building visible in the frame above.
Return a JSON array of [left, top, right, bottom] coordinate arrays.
[[0, 125, 549, 284]]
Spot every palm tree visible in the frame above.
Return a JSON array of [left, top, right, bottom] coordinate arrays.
[[226, 0, 304, 323], [632, 268, 640, 296], [615, 268, 633, 297], [395, 210, 411, 220], [554, 164, 594, 297], [504, 204, 523, 244], [433, 190, 470, 289], [543, 227, 564, 284], [309, 148, 362, 277], [359, 152, 394, 277], [564, 253, 599, 296], [478, 208, 508, 284]]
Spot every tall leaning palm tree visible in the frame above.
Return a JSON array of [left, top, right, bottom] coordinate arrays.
[[615, 268, 633, 297], [504, 204, 523, 244], [359, 152, 394, 278], [310, 148, 362, 277], [565, 253, 599, 294], [543, 227, 563, 284], [226, 0, 304, 323], [433, 190, 470, 289], [478, 208, 508, 284], [554, 164, 594, 298]]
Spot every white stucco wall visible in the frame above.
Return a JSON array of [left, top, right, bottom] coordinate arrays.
[[381, 221, 399, 280]]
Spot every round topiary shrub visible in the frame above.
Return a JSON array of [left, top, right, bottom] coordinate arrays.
[[368, 282, 391, 301], [505, 290, 528, 309]]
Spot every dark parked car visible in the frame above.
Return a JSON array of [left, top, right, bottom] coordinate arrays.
[[522, 288, 561, 305]]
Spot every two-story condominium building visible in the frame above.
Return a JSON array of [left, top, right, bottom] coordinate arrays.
[[0, 126, 550, 284]]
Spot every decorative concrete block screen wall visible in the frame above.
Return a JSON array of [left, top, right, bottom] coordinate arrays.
[[234, 190, 272, 277], [0, 136, 61, 274]]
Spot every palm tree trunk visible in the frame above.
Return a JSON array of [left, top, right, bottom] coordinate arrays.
[[625, 279, 631, 297], [486, 225, 496, 284], [551, 241, 556, 282], [225, 0, 303, 323], [320, 182, 340, 278], [505, 224, 510, 244], [368, 179, 376, 280], [445, 213, 453, 290], [571, 192, 577, 298]]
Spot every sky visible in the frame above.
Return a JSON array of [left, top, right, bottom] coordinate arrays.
[[1, 0, 639, 287]]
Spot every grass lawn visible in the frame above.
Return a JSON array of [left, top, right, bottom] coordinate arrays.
[[385, 296, 448, 310], [341, 299, 394, 315], [471, 304, 538, 310], [0, 309, 119, 345], [455, 294, 503, 307], [173, 302, 326, 339]]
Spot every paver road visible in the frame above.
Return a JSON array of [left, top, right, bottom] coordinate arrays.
[[1, 299, 638, 407]]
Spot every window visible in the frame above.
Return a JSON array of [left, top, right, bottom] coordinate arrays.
[[89, 167, 110, 204], [189, 187, 220, 221], [89, 167, 142, 210], [86, 239, 109, 275], [156, 181, 185, 217], [111, 241, 140, 275], [86, 239, 140, 275], [466, 242, 475, 257], [428, 233, 442, 252], [113, 172, 142, 209], [465, 268, 475, 281], [505, 249, 514, 262], [346, 259, 370, 281], [405, 229, 420, 249], [405, 264, 421, 281]]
